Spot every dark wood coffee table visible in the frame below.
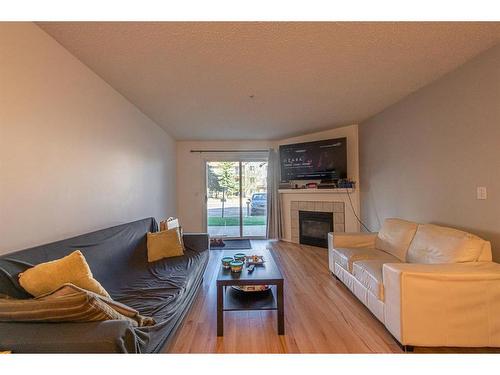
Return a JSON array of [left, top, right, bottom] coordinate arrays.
[[216, 249, 284, 336]]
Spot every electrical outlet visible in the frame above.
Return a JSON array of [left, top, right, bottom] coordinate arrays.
[[476, 186, 487, 200]]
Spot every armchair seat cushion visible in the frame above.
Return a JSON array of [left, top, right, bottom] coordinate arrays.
[[352, 259, 400, 301], [332, 247, 399, 273]]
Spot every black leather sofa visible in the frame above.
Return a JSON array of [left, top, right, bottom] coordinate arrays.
[[0, 218, 209, 353]]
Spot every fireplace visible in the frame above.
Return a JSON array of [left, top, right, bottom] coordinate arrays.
[[299, 210, 334, 248]]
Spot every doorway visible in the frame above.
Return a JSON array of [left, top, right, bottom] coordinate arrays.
[[205, 160, 268, 239]]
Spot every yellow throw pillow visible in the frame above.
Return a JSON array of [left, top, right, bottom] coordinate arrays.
[[147, 228, 184, 262], [18, 250, 110, 298]]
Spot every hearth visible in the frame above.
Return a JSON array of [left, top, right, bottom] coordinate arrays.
[[299, 210, 334, 248]]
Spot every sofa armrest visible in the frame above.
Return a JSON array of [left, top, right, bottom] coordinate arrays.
[[183, 233, 209, 253], [383, 262, 500, 347], [328, 232, 378, 249], [0, 320, 139, 353]]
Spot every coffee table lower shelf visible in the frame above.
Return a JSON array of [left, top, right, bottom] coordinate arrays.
[[223, 286, 277, 311], [216, 283, 284, 336]]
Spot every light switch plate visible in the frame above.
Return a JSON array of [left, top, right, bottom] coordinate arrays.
[[477, 186, 487, 200]]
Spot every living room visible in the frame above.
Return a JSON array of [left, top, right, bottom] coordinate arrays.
[[1, 1, 500, 372]]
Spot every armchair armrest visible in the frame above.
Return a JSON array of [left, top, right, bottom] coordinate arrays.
[[383, 262, 500, 347], [183, 233, 209, 253], [328, 232, 378, 249]]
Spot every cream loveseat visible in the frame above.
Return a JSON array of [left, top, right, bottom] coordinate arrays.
[[328, 218, 500, 350]]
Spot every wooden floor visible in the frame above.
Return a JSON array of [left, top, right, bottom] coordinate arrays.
[[167, 240, 499, 353]]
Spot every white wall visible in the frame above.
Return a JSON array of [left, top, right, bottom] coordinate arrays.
[[176, 124, 359, 234], [360, 43, 500, 260], [0, 23, 177, 254]]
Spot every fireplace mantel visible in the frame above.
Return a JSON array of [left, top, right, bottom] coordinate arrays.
[[279, 188, 354, 194], [279, 189, 360, 243]]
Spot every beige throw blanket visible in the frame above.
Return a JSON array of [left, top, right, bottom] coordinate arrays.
[[0, 283, 155, 327]]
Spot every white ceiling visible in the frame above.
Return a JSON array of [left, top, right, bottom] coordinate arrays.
[[38, 22, 500, 140]]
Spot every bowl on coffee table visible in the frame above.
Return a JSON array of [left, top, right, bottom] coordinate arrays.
[[233, 253, 246, 262], [230, 260, 244, 273], [221, 256, 234, 269]]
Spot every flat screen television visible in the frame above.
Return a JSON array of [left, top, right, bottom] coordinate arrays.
[[279, 137, 347, 182]]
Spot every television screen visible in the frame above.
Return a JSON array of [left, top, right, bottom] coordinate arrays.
[[279, 137, 347, 182]]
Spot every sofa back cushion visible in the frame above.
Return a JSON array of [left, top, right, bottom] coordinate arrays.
[[478, 241, 493, 262], [0, 218, 157, 299], [407, 224, 486, 264], [375, 218, 418, 261]]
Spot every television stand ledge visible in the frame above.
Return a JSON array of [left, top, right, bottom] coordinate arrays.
[[278, 188, 354, 194]]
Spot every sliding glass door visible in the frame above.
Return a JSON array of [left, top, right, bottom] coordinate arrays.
[[241, 161, 268, 237], [206, 161, 241, 238], [206, 159, 268, 239]]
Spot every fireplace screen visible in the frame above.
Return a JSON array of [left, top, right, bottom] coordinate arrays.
[[299, 210, 334, 248]]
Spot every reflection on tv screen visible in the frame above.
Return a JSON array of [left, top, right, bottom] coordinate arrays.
[[279, 137, 347, 182]]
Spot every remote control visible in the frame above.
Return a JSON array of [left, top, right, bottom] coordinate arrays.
[[247, 264, 255, 273]]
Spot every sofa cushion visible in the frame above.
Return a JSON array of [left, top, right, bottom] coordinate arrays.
[[332, 247, 399, 273], [407, 224, 485, 264], [375, 218, 418, 261], [352, 259, 400, 301], [109, 247, 208, 322]]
